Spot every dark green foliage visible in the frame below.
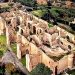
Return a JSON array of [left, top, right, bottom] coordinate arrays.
[[48, 23, 53, 28], [33, 0, 37, 10], [66, 69, 75, 75], [21, 56, 26, 66], [16, 0, 36, 7], [30, 63, 52, 75], [0, 51, 3, 57], [0, 65, 5, 75], [47, 0, 51, 9]]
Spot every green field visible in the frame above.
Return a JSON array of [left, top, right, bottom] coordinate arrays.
[[0, 35, 6, 57], [21, 56, 26, 66], [11, 43, 17, 54]]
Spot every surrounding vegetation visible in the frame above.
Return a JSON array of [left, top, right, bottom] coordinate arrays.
[[32, 7, 75, 22], [66, 69, 75, 75], [11, 43, 17, 54], [0, 65, 5, 75], [16, 0, 36, 7], [0, 35, 6, 57], [48, 23, 53, 28], [30, 63, 52, 75], [21, 56, 26, 66]]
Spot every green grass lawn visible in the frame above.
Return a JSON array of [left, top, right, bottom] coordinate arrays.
[[0, 35, 6, 57], [10, 43, 17, 54], [48, 23, 53, 28], [32, 9, 46, 17], [21, 56, 26, 66]]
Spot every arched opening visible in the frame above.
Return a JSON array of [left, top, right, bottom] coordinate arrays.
[[30, 16, 33, 21], [66, 35, 70, 41], [30, 38, 32, 42], [7, 20, 11, 25], [28, 23, 31, 29], [33, 26, 36, 34], [68, 45, 71, 50], [55, 66, 58, 75], [15, 27, 19, 31], [21, 29, 23, 35], [40, 29, 42, 33], [61, 41, 63, 45], [17, 17, 20, 26], [26, 49, 29, 54]]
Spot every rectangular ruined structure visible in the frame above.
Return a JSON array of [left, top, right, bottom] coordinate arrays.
[[0, 9, 75, 75]]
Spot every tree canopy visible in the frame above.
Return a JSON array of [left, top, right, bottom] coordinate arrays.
[[30, 63, 52, 75]]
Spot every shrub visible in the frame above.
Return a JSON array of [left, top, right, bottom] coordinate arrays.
[[30, 63, 52, 75]]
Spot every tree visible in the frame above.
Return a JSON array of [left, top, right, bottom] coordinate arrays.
[[0, 64, 5, 75], [30, 63, 52, 75], [16, 0, 35, 7], [47, 0, 52, 9], [33, 0, 37, 9]]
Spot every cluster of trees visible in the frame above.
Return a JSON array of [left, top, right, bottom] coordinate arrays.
[[16, 0, 37, 7], [0, 64, 5, 75], [30, 63, 52, 75]]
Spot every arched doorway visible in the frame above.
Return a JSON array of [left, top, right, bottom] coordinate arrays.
[[33, 26, 36, 34], [55, 66, 58, 75]]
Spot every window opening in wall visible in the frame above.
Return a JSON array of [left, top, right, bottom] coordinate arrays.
[[68, 45, 71, 50], [26, 49, 29, 54], [15, 27, 19, 31], [30, 38, 32, 42], [61, 41, 63, 45], [7, 20, 11, 24], [55, 66, 57, 75], [66, 35, 70, 41], [21, 29, 23, 35], [33, 26, 36, 34], [45, 29, 47, 32], [30, 16, 33, 21], [28, 23, 31, 29], [40, 29, 42, 33], [17, 17, 20, 25]]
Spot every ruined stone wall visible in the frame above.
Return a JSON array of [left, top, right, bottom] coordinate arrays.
[[57, 54, 73, 74], [3, 10, 75, 74], [19, 35, 74, 74], [41, 51, 56, 73], [0, 17, 6, 35]]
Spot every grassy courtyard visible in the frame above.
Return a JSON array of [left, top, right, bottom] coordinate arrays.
[[32, 9, 46, 17], [10, 43, 17, 54], [10, 43, 26, 66], [0, 35, 6, 57], [21, 56, 26, 66]]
